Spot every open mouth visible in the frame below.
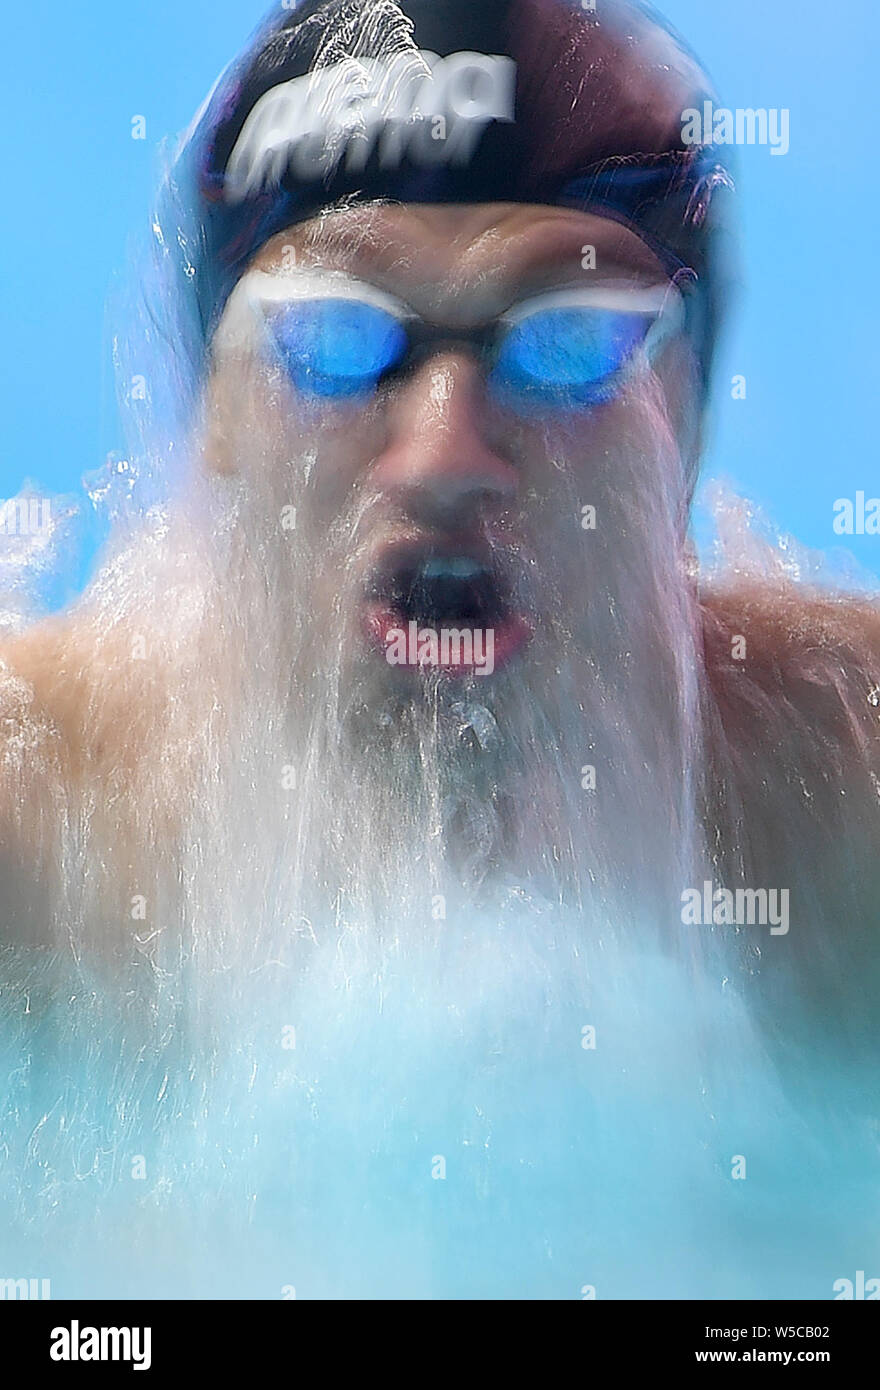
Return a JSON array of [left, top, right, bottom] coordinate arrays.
[[362, 542, 532, 676]]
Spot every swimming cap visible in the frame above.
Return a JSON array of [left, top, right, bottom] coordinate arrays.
[[176, 0, 734, 395]]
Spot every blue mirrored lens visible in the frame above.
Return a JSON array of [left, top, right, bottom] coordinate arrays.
[[491, 307, 654, 409], [267, 299, 408, 399]]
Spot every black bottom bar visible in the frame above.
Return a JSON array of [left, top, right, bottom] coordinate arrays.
[[6, 1298, 875, 1374]]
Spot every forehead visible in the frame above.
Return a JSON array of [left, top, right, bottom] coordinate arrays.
[[247, 202, 669, 323]]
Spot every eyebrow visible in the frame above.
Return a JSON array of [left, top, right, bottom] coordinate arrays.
[[291, 203, 667, 284]]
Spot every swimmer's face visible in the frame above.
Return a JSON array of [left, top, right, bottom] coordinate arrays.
[[204, 203, 703, 687]]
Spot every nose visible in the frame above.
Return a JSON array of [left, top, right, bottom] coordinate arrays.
[[371, 352, 517, 527]]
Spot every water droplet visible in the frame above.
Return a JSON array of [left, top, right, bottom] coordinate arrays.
[[451, 701, 500, 750]]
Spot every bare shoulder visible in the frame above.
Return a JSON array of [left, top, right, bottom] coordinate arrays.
[[0, 608, 163, 811], [700, 579, 880, 952], [0, 610, 177, 779], [0, 615, 102, 775], [700, 582, 880, 1025], [701, 581, 880, 766], [0, 615, 91, 941], [0, 611, 181, 943]]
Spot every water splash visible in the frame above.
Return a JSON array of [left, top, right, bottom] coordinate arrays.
[[0, 459, 877, 1299]]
